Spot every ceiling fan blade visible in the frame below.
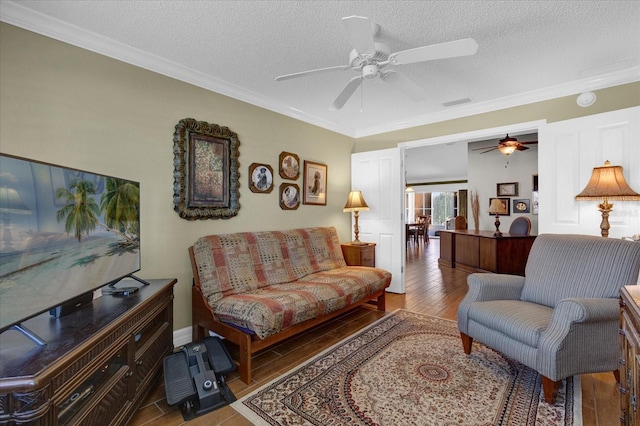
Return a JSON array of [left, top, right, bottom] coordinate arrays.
[[480, 147, 498, 154], [516, 145, 530, 151], [380, 70, 427, 101], [275, 65, 349, 81], [329, 75, 363, 110], [391, 38, 479, 65], [472, 146, 497, 151], [519, 141, 538, 145], [342, 16, 376, 54]]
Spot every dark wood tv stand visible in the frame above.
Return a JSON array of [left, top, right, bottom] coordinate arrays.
[[0, 278, 176, 425]]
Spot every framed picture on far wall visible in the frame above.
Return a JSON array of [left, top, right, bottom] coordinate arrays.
[[497, 182, 519, 197], [513, 199, 530, 213], [303, 161, 327, 205], [488, 198, 510, 216]]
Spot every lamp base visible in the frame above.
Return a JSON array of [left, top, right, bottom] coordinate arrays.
[[493, 214, 503, 237], [349, 240, 368, 246], [597, 201, 613, 238]]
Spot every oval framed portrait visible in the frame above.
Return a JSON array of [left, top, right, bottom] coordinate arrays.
[[279, 183, 300, 210], [249, 163, 273, 193], [279, 151, 300, 180]]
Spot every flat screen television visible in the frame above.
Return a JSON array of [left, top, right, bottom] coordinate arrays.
[[0, 153, 141, 341]]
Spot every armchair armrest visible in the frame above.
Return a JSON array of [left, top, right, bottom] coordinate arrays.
[[466, 273, 525, 302], [537, 297, 620, 380], [457, 273, 525, 333]]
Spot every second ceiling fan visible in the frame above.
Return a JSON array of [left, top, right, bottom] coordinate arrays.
[[473, 134, 539, 156], [275, 16, 479, 110]]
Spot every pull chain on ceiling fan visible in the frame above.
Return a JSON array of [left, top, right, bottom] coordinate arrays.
[[275, 16, 479, 111]]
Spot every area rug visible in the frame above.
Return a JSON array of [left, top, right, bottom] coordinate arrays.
[[232, 309, 581, 425]]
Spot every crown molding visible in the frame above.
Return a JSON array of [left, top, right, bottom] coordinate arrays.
[[354, 67, 640, 138], [2, 1, 637, 140], [0, 1, 356, 137]]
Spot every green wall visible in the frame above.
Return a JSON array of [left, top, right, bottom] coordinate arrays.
[[0, 23, 355, 331], [353, 82, 640, 152]]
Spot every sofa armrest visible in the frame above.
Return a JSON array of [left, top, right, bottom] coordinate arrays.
[[457, 273, 525, 333]]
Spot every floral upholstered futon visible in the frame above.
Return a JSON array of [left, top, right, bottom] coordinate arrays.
[[191, 227, 391, 339]]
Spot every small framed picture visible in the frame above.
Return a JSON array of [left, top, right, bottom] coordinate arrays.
[[279, 151, 300, 180], [488, 198, 510, 216], [497, 182, 519, 197], [513, 199, 530, 213], [532, 174, 538, 191], [280, 183, 300, 210], [303, 161, 327, 206], [248, 163, 273, 193]]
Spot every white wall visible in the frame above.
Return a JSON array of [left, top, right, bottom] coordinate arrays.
[[539, 107, 640, 238], [467, 142, 539, 233]]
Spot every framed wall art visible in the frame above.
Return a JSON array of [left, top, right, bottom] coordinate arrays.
[[303, 161, 327, 205], [513, 199, 530, 213], [279, 183, 300, 210], [497, 182, 519, 197], [172, 118, 240, 220], [248, 163, 273, 193], [279, 151, 300, 180], [488, 198, 510, 215]]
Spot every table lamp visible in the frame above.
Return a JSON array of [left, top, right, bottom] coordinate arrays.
[[488, 198, 507, 237], [343, 190, 369, 245], [575, 160, 640, 237]]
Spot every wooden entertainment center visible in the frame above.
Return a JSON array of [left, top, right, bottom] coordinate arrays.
[[0, 278, 176, 425]]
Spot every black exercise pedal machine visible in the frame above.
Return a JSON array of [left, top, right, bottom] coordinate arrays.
[[163, 336, 236, 420]]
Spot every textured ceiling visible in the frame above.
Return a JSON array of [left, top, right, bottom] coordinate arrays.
[[2, 0, 638, 139]]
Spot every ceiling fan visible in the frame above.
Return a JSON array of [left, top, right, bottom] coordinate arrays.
[[473, 134, 539, 156], [275, 16, 479, 111]]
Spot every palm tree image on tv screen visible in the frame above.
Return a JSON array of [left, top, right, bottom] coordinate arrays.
[[0, 154, 141, 332]]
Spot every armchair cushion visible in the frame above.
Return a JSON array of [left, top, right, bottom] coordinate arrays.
[[468, 300, 552, 347]]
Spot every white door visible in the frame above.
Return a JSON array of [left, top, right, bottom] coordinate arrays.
[[351, 148, 405, 293], [538, 106, 639, 238]]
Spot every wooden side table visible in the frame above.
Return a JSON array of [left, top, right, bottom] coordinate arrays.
[[341, 243, 376, 267]]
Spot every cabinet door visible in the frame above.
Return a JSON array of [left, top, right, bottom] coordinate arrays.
[[621, 309, 639, 426], [134, 320, 172, 390]]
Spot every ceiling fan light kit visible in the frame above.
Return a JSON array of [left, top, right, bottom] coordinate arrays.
[[275, 15, 479, 110]]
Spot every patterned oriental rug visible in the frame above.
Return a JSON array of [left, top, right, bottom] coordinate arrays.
[[232, 309, 582, 425]]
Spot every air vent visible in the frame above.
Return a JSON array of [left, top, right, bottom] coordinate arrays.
[[442, 97, 472, 107]]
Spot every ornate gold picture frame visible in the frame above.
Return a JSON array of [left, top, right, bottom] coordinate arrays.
[[173, 118, 240, 220]]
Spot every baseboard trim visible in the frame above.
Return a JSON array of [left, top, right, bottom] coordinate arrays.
[[173, 326, 192, 348], [173, 326, 227, 348]]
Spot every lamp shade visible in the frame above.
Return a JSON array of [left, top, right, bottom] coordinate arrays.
[[575, 161, 640, 201], [343, 190, 369, 212], [488, 198, 507, 214]]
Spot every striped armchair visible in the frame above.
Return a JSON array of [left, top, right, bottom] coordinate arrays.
[[457, 234, 640, 404]]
